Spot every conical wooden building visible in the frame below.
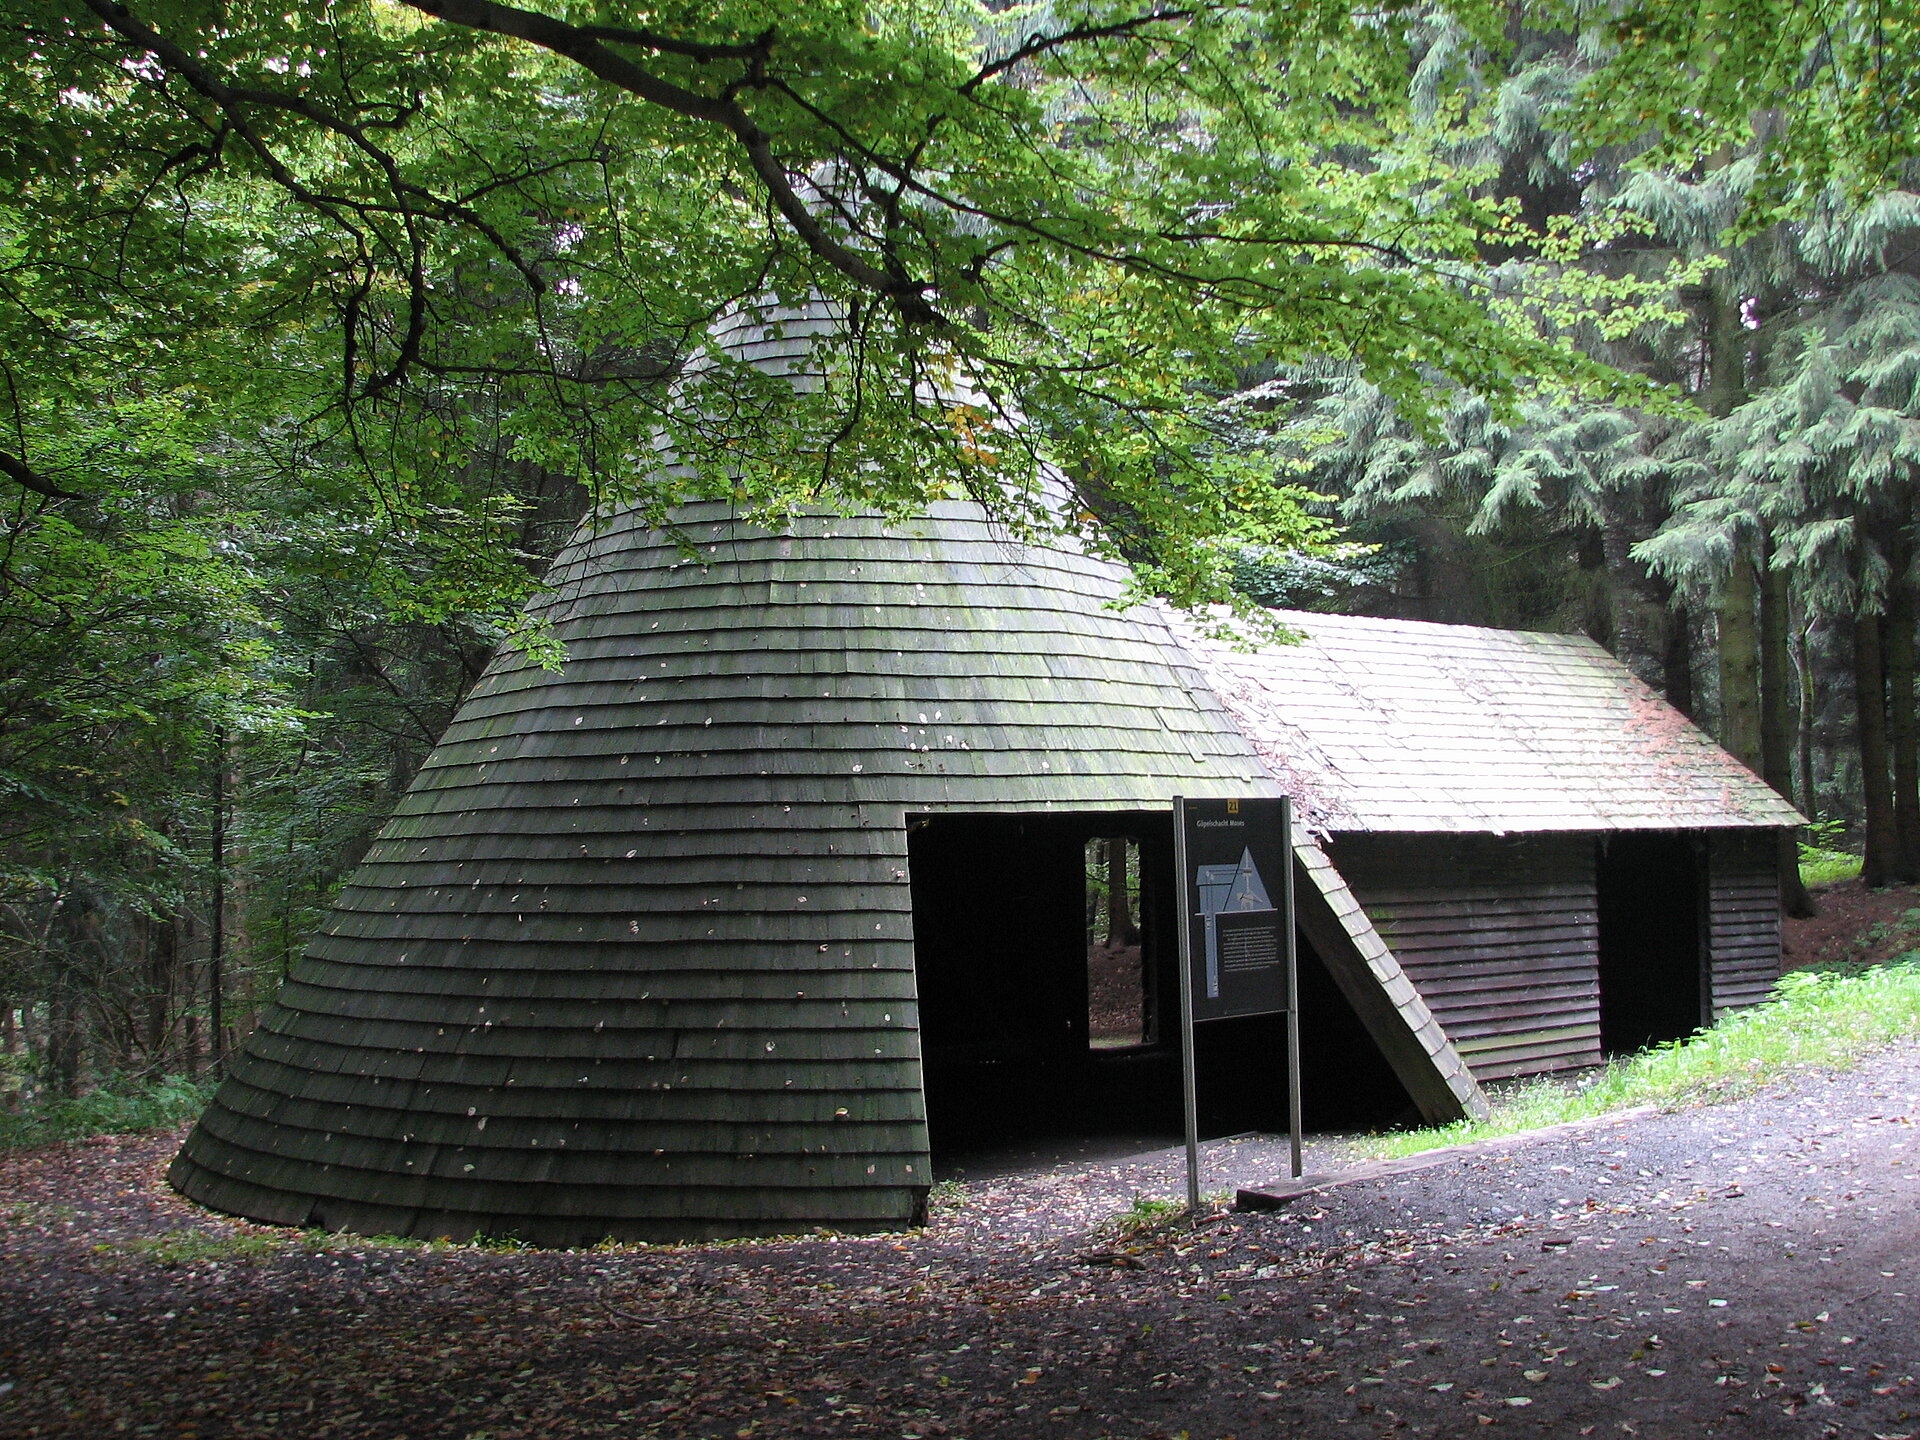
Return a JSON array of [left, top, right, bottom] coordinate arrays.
[[172, 316, 1397, 1241], [178, 311, 1793, 1245]]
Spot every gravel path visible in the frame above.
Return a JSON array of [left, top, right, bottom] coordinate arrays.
[[2, 1043, 1916, 1439]]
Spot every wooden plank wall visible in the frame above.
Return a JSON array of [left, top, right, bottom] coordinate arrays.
[[1327, 833, 1602, 1082], [1290, 842, 1489, 1123], [1704, 828, 1783, 1016]]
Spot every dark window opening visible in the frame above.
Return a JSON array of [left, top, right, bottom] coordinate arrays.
[[1597, 832, 1705, 1055], [1086, 836, 1150, 1050]]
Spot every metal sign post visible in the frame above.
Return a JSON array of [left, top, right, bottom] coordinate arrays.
[[1173, 796, 1299, 1218], [1172, 797, 1202, 1216], [1283, 812, 1302, 1180]]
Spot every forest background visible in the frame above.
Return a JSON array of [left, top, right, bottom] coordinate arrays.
[[2, 0, 1916, 1104]]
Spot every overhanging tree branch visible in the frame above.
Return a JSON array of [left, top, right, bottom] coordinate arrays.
[[81, 0, 554, 398], [394, 0, 943, 323], [962, 7, 1198, 94], [0, 449, 83, 501]]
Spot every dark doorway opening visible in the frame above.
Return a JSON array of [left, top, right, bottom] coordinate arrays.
[[1293, 930, 1420, 1130], [1597, 831, 1705, 1055], [909, 812, 1179, 1170], [908, 811, 1414, 1173]]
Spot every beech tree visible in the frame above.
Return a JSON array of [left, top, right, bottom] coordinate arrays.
[[6, 0, 1668, 610]]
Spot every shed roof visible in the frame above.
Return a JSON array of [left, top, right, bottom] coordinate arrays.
[[1178, 610, 1804, 835]]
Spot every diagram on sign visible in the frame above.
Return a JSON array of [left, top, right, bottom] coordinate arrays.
[[1193, 847, 1275, 999]]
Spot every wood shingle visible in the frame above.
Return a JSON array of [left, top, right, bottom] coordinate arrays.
[[1181, 611, 1803, 836]]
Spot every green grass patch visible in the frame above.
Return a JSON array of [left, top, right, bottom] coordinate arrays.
[[1096, 1194, 1219, 1244], [98, 1226, 434, 1266], [0, 1200, 76, 1228], [1363, 958, 1920, 1161], [1800, 849, 1863, 886], [0, 1073, 215, 1151], [1111, 1195, 1187, 1235], [108, 1230, 283, 1266], [925, 1177, 967, 1211]]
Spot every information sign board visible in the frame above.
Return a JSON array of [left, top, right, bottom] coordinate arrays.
[[1172, 795, 1301, 1213], [1178, 797, 1293, 1022]]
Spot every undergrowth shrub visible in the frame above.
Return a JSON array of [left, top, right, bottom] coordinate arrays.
[[0, 1073, 215, 1151], [1800, 849, 1864, 886], [1798, 818, 1862, 886]]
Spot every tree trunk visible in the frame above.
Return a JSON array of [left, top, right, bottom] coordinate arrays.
[[1794, 616, 1818, 816], [1759, 539, 1794, 799], [181, 1008, 200, 1083], [18, 998, 42, 1086], [1702, 273, 1764, 768], [1854, 612, 1905, 886], [45, 987, 81, 1096], [1717, 544, 1764, 772], [210, 724, 228, 1070], [143, 912, 177, 1073], [1703, 274, 1750, 418], [1662, 600, 1697, 719], [1104, 838, 1138, 947], [1758, 544, 1816, 915], [1599, 520, 1661, 685], [1411, 516, 1483, 625], [1885, 545, 1920, 877]]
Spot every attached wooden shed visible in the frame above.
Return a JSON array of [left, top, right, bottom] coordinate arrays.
[[1184, 612, 1804, 1080]]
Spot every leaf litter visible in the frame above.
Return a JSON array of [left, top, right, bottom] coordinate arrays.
[[0, 1043, 1917, 1438]]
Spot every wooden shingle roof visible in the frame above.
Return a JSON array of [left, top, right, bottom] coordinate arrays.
[[1179, 610, 1804, 836]]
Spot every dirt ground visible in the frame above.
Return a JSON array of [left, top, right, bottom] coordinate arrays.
[[2, 1029, 1917, 1440], [1784, 879, 1920, 973]]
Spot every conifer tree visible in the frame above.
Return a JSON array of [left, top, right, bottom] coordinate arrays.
[[1643, 195, 1920, 884]]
